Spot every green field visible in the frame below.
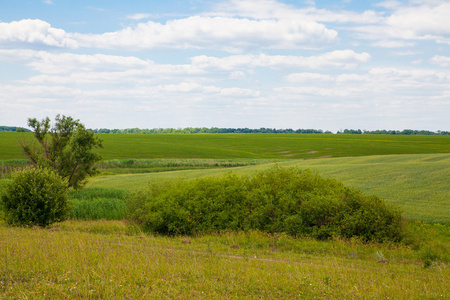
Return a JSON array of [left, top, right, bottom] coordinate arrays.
[[1, 132, 449, 298], [1, 132, 449, 160]]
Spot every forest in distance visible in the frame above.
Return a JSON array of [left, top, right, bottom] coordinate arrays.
[[1, 125, 449, 135]]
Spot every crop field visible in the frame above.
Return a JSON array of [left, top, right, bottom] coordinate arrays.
[[1, 132, 449, 298], [1, 131, 450, 160]]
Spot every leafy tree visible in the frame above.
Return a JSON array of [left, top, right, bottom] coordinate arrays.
[[20, 115, 103, 189]]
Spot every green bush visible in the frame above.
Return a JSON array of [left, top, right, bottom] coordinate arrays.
[[127, 166, 404, 242], [1, 167, 70, 227]]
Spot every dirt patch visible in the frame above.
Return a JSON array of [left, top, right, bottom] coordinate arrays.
[[284, 153, 299, 157], [278, 151, 291, 154], [317, 155, 332, 159], [324, 148, 334, 150], [307, 151, 319, 154]]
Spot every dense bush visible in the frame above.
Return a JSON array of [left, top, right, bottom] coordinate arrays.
[[127, 167, 404, 242], [1, 167, 70, 227]]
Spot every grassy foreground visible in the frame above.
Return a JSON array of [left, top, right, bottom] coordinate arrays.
[[1, 220, 448, 299]]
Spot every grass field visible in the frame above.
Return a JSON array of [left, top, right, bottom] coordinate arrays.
[[1, 220, 449, 299], [1, 132, 449, 160]]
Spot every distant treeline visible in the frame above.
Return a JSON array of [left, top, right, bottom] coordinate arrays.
[[93, 128, 330, 134], [338, 129, 450, 135], [90, 127, 450, 135], [2, 125, 448, 135], [0, 126, 30, 132]]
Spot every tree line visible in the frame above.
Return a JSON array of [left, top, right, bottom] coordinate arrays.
[[2, 125, 448, 135], [92, 127, 329, 134], [0, 126, 30, 132], [92, 127, 449, 135], [338, 129, 450, 135]]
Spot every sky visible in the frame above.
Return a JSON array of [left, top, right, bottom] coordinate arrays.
[[0, 0, 449, 132]]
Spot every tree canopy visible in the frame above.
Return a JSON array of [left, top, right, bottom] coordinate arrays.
[[20, 115, 103, 189]]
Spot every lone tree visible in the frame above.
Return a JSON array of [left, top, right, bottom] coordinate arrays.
[[21, 115, 103, 189]]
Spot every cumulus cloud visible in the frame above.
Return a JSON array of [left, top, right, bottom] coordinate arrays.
[[353, 2, 450, 46], [0, 49, 202, 76], [191, 50, 370, 70], [213, 0, 382, 24], [0, 19, 77, 48], [431, 55, 450, 67], [279, 67, 450, 100], [72, 16, 337, 52]]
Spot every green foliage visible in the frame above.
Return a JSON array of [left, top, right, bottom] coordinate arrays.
[[127, 166, 404, 242], [20, 115, 103, 189], [0, 167, 70, 227]]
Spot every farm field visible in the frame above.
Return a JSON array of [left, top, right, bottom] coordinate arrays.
[[1, 132, 449, 298], [1, 131, 450, 160]]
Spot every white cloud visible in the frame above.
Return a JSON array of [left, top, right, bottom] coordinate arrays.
[[213, 0, 382, 24], [191, 50, 370, 70], [0, 19, 77, 48], [431, 55, 450, 67], [0, 49, 202, 77], [353, 2, 450, 45], [285, 73, 333, 82], [370, 40, 415, 48], [375, 1, 402, 9], [72, 16, 337, 52], [125, 13, 152, 20]]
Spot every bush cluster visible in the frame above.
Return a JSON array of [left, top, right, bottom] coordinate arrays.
[[127, 167, 404, 242], [1, 167, 69, 227]]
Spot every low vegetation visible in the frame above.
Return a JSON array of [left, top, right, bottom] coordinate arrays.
[[68, 188, 129, 221], [1, 167, 70, 227], [1, 220, 448, 299], [127, 167, 404, 242], [96, 158, 267, 175]]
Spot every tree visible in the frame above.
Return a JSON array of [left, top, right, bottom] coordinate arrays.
[[20, 115, 103, 189]]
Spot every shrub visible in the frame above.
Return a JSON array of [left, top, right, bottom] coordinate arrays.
[[1, 167, 70, 227], [127, 166, 405, 242]]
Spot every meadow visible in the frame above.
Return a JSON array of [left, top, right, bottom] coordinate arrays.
[[1, 131, 450, 160], [1, 132, 449, 298]]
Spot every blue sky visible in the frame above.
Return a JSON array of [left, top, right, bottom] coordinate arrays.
[[1, 0, 449, 131]]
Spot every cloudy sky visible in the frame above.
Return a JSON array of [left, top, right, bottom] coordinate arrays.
[[1, 0, 449, 131]]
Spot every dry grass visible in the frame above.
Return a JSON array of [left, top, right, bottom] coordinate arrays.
[[1, 220, 448, 299]]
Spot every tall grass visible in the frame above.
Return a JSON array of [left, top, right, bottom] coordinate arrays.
[[68, 198, 127, 220], [96, 158, 267, 174], [68, 188, 129, 220], [0, 159, 30, 178], [0, 220, 448, 299]]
